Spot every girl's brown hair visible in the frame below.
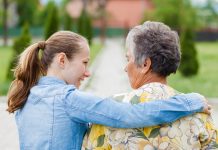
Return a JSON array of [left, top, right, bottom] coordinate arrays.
[[7, 31, 87, 113]]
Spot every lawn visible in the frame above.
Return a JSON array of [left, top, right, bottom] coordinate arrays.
[[0, 46, 13, 95], [168, 42, 218, 98], [0, 43, 102, 95]]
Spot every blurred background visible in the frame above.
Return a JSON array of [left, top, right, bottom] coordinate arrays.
[[0, 0, 218, 149], [0, 0, 218, 97]]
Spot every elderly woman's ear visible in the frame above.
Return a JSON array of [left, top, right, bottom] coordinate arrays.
[[141, 58, 151, 74]]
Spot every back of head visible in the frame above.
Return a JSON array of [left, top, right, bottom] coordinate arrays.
[[7, 31, 87, 113], [126, 21, 181, 77]]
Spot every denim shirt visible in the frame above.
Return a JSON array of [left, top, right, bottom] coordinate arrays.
[[15, 76, 204, 150]]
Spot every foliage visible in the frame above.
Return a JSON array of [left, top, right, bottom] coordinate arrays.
[[34, 1, 56, 27], [78, 9, 93, 45], [180, 0, 199, 29], [142, 0, 199, 30], [179, 1, 199, 76], [2, 0, 9, 46], [7, 23, 31, 79], [63, 12, 73, 30], [44, 1, 59, 39], [16, 0, 39, 26], [168, 42, 218, 97], [60, 0, 73, 30], [142, 0, 200, 77], [153, 0, 182, 29], [0, 0, 3, 27], [33, 6, 46, 26], [141, 9, 156, 24], [179, 28, 199, 76], [195, 0, 218, 29]]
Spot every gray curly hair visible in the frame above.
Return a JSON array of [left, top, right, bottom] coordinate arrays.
[[126, 21, 181, 77]]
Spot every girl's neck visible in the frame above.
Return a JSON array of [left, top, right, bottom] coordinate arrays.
[[46, 68, 63, 81]]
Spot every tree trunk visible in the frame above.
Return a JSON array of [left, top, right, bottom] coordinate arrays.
[[3, 0, 8, 46], [82, 0, 87, 9], [99, 0, 107, 44]]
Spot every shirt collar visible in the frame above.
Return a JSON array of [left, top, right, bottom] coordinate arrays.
[[38, 76, 67, 85], [138, 82, 166, 90]]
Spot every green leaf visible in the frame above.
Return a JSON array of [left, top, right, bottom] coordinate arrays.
[[134, 129, 149, 140], [148, 128, 160, 138], [97, 135, 105, 147]]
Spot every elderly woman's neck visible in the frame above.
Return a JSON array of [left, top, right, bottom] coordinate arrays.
[[141, 72, 167, 86], [132, 71, 167, 89]]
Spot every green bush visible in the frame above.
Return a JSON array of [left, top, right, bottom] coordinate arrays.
[[44, 2, 59, 39], [63, 12, 73, 30], [179, 28, 199, 76], [78, 10, 93, 45], [7, 23, 31, 80], [17, 0, 38, 26]]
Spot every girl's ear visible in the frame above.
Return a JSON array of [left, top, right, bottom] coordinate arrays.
[[57, 52, 67, 69], [141, 58, 151, 74]]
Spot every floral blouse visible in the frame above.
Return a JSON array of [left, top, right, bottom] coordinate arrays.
[[83, 83, 218, 150]]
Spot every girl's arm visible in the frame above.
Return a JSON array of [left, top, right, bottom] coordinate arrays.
[[64, 89, 205, 128]]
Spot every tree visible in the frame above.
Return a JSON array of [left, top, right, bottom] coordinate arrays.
[[95, 0, 107, 43], [152, 0, 183, 30], [2, 0, 8, 46], [179, 28, 199, 76], [143, 0, 199, 31], [143, 0, 200, 76], [78, 9, 93, 45], [179, 0, 199, 76], [44, 2, 59, 39], [16, 0, 39, 26], [63, 12, 73, 30], [195, 0, 218, 28], [60, 0, 73, 30], [7, 23, 31, 79]]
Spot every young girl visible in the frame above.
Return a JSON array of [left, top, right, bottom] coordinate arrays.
[[7, 31, 208, 150]]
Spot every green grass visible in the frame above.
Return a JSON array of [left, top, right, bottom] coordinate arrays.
[[0, 46, 13, 95], [0, 46, 13, 82], [0, 43, 102, 95], [168, 42, 218, 98]]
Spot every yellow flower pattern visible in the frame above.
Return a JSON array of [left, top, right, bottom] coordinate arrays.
[[83, 83, 218, 150]]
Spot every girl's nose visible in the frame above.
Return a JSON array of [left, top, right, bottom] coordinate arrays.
[[84, 70, 91, 77]]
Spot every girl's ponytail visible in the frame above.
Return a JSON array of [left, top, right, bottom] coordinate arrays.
[[7, 42, 45, 113]]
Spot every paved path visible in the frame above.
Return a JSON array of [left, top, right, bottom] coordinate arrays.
[[0, 103, 19, 150], [1, 38, 218, 149], [84, 38, 131, 97]]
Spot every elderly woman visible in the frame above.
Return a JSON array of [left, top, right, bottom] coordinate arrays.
[[84, 21, 217, 149]]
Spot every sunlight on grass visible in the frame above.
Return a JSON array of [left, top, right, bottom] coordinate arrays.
[[0, 46, 13, 95], [168, 42, 218, 98], [0, 47, 13, 82]]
